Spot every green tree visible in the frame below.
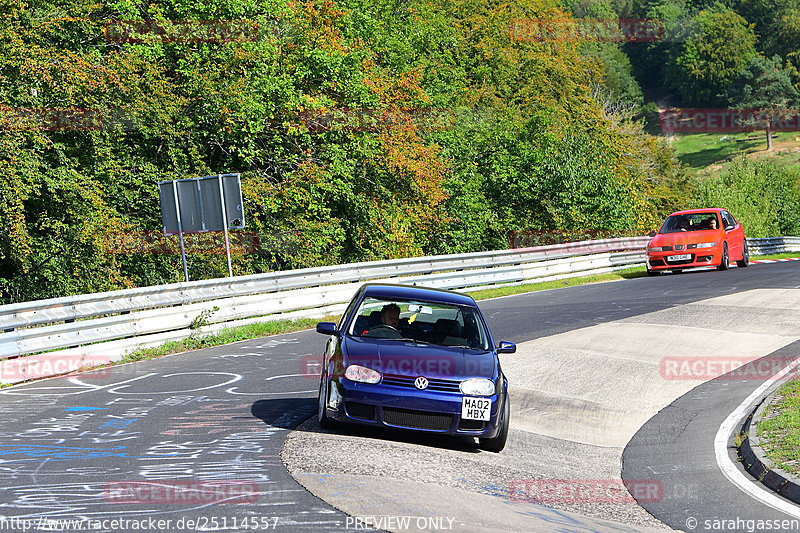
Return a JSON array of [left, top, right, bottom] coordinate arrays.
[[738, 0, 800, 57], [665, 6, 757, 106], [722, 55, 799, 149], [626, 0, 689, 98]]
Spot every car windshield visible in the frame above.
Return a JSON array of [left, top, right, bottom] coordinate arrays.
[[347, 297, 491, 351], [659, 213, 719, 234]]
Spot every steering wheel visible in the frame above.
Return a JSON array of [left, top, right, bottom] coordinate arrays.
[[365, 324, 403, 339]]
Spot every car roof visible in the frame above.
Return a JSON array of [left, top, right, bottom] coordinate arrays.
[[667, 208, 723, 216], [360, 283, 478, 307]]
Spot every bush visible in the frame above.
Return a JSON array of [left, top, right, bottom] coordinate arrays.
[[692, 157, 800, 237]]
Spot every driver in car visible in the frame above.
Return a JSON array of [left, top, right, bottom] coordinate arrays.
[[380, 303, 401, 328]]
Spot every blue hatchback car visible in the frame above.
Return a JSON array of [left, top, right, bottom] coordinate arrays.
[[315, 283, 516, 452]]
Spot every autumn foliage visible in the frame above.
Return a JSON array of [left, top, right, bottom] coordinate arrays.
[[0, 0, 686, 303]]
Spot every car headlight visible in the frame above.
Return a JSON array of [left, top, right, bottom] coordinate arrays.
[[695, 242, 716, 248], [460, 378, 495, 396], [344, 364, 382, 384], [647, 246, 670, 252]]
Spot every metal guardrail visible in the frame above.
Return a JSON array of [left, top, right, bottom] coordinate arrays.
[[0, 235, 796, 383], [0, 237, 646, 362], [746, 236, 800, 256]]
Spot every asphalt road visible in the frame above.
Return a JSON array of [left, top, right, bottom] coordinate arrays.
[[622, 340, 800, 533], [480, 262, 799, 344], [0, 261, 798, 532], [0, 333, 342, 532]]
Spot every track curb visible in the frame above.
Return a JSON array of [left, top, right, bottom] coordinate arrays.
[[738, 378, 800, 503]]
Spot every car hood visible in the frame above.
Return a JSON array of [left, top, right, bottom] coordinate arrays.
[[342, 337, 496, 381], [650, 230, 721, 247]]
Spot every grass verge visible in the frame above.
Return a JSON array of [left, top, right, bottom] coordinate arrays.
[[117, 266, 647, 362], [121, 253, 799, 363], [752, 253, 800, 260], [672, 132, 767, 170], [120, 316, 342, 363], [468, 266, 646, 300], [756, 378, 800, 476], [670, 131, 800, 177]]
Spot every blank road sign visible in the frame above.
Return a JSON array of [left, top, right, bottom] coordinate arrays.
[[158, 174, 245, 234]]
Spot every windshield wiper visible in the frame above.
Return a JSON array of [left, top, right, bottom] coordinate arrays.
[[374, 337, 432, 344]]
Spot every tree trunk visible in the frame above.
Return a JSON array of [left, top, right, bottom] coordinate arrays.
[[766, 127, 773, 150]]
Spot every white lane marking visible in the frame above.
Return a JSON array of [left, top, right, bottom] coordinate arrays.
[[225, 388, 316, 396], [265, 373, 311, 381], [107, 372, 242, 394], [714, 356, 800, 517], [0, 373, 157, 396]]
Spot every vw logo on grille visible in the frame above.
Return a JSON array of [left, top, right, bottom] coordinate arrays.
[[675, 245, 685, 251], [414, 377, 429, 390]]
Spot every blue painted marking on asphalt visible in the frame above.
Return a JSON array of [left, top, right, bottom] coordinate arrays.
[[99, 418, 136, 429], [0, 445, 179, 462], [64, 407, 108, 412]]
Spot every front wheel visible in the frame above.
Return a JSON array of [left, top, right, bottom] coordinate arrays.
[[737, 241, 750, 268], [717, 243, 729, 271], [479, 395, 509, 453], [317, 374, 335, 429]]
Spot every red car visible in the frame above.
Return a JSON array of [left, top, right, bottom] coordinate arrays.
[[646, 208, 749, 275]]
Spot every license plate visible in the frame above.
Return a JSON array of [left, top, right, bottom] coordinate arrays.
[[667, 254, 691, 261], [462, 397, 491, 421]]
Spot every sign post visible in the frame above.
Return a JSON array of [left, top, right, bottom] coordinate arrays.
[[158, 173, 245, 282], [217, 174, 233, 277], [171, 180, 190, 282]]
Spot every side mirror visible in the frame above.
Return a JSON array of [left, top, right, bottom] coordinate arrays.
[[647, 231, 656, 238], [725, 225, 735, 231], [497, 341, 516, 354], [316, 322, 339, 336]]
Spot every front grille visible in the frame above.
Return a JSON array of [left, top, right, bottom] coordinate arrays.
[[382, 408, 453, 430], [381, 375, 461, 393], [458, 419, 487, 431], [346, 401, 376, 421]]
